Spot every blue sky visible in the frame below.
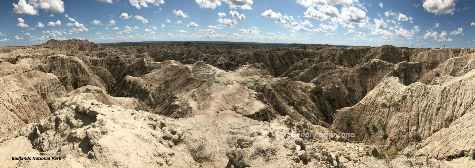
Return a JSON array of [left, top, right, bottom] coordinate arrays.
[[1, 0, 474, 48]]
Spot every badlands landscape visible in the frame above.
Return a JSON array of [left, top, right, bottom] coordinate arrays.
[[0, 39, 475, 168]]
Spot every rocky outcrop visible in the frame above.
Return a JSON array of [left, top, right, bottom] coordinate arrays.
[[0, 62, 32, 77], [42, 39, 98, 51], [282, 59, 396, 111], [406, 107, 475, 160], [0, 70, 65, 141], [256, 78, 334, 125], [2, 85, 398, 168], [419, 54, 475, 84], [121, 60, 205, 117], [333, 71, 475, 153], [2, 84, 468, 168], [120, 60, 337, 126], [42, 54, 106, 91], [388, 61, 424, 85]]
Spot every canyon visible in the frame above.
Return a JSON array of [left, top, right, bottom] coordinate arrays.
[[0, 40, 474, 167]]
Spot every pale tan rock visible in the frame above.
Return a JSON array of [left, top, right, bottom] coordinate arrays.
[[0, 70, 66, 141], [2, 40, 475, 168], [42, 54, 106, 91]]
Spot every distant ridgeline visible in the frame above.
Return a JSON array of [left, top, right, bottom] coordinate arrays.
[[41, 39, 99, 51], [101, 40, 351, 49]]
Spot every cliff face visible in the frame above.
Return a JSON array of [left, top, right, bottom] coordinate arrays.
[[0, 59, 65, 140], [0, 40, 474, 167], [333, 53, 475, 159]]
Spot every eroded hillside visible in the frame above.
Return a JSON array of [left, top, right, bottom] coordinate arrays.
[[0, 40, 474, 168]]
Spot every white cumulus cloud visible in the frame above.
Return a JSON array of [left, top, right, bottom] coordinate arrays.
[[187, 22, 200, 28], [91, 19, 102, 26], [195, 0, 222, 9], [17, 18, 29, 28], [13, 0, 65, 15], [173, 9, 188, 18], [194, 0, 253, 10], [262, 9, 318, 32], [384, 11, 413, 22], [134, 15, 149, 24], [47, 19, 62, 27], [13, 0, 38, 15], [218, 12, 226, 17], [109, 19, 116, 26], [303, 5, 339, 21], [97, 0, 113, 3], [218, 18, 236, 27], [120, 12, 131, 20], [229, 10, 245, 21], [422, 0, 456, 15], [15, 33, 32, 40], [66, 15, 88, 33], [424, 27, 462, 43], [395, 27, 415, 39], [297, 0, 354, 8], [37, 22, 45, 28], [225, 0, 253, 10], [450, 27, 463, 36], [297, 0, 368, 32], [424, 31, 450, 42], [33, 0, 64, 13], [129, 0, 165, 9]]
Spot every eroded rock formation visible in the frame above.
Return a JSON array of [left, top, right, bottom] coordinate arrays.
[[0, 39, 474, 167]]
